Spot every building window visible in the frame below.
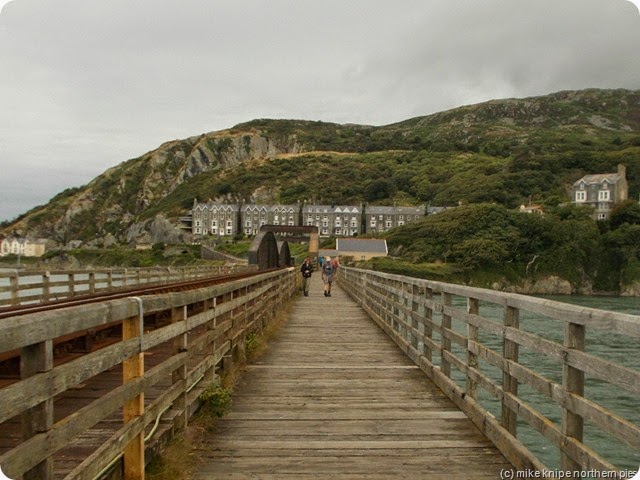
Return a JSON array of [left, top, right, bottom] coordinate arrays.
[[598, 190, 610, 201], [575, 191, 586, 202], [597, 213, 607, 221]]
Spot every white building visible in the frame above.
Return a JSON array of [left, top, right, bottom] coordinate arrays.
[[0, 237, 47, 257]]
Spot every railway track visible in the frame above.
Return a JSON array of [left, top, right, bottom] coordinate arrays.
[[0, 268, 278, 379]]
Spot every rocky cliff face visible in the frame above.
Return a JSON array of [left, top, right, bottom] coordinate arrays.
[[5, 128, 305, 246]]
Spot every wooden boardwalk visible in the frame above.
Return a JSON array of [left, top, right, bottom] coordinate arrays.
[[192, 277, 512, 479]]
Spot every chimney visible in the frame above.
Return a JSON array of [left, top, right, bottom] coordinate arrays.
[[618, 164, 626, 180]]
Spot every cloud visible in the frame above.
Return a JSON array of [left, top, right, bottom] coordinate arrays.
[[0, 0, 639, 222]]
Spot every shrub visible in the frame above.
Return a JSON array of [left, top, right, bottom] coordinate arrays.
[[199, 384, 232, 417]]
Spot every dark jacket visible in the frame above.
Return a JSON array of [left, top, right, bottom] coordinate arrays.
[[300, 262, 313, 278]]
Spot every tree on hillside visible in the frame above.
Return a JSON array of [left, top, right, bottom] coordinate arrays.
[[364, 179, 396, 202], [609, 200, 640, 229]]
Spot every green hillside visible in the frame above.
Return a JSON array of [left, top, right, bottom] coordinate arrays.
[[2, 88, 640, 248]]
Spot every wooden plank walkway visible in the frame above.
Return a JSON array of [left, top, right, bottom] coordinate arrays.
[[192, 276, 513, 479]]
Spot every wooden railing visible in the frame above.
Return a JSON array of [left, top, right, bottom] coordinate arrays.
[[0, 265, 252, 307], [339, 267, 640, 477], [0, 267, 297, 480]]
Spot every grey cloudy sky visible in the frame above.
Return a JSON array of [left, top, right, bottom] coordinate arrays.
[[1, 0, 639, 222]]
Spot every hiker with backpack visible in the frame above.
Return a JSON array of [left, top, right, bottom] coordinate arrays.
[[322, 256, 336, 297]]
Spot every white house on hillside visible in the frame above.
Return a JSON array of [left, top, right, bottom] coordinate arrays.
[[571, 164, 628, 220], [0, 237, 47, 257]]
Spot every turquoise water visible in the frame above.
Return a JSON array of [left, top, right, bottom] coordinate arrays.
[[434, 295, 639, 472]]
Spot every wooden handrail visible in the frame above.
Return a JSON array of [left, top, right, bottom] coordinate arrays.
[[339, 267, 640, 477], [0, 265, 251, 307], [0, 267, 297, 479]]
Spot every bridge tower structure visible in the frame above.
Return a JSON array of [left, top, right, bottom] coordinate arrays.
[[259, 225, 319, 262]]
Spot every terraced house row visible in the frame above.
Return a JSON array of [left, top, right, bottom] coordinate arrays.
[[0, 237, 47, 257], [189, 199, 428, 238]]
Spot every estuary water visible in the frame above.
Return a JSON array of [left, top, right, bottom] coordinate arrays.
[[442, 294, 639, 472]]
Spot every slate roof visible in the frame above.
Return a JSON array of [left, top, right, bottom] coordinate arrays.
[[337, 238, 388, 254], [573, 173, 622, 186], [366, 205, 425, 215]]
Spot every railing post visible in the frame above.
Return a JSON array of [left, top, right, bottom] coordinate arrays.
[[233, 289, 247, 365], [561, 321, 585, 471], [89, 272, 96, 294], [411, 283, 423, 353], [123, 307, 144, 480], [502, 305, 519, 437], [398, 280, 407, 340], [423, 287, 433, 363], [10, 271, 19, 306], [466, 297, 479, 400], [441, 292, 452, 378], [68, 272, 76, 297], [205, 297, 217, 384], [42, 271, 51, 302], [172, 305, 189, 430], [21, 340, 54, 479], [220, 292, 234, 376]]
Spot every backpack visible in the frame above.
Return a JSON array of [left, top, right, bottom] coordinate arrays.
[[323, 262, 334, 275]]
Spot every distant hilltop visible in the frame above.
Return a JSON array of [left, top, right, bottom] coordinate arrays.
[[1, 88, 639, 248]]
